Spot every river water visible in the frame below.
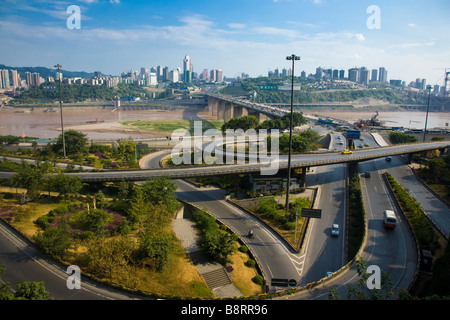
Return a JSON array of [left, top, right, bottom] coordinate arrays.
[[0, 106, 206, 140], [0, 107, 448, 141]]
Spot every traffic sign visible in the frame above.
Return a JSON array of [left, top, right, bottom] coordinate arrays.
[[301, 208, 322, 219]]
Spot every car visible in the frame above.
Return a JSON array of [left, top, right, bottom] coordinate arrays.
[[385, 156, 392, 161], [331, 224, 339, 237], [341, 149, 352, 154], [364, 172, 371, 178]]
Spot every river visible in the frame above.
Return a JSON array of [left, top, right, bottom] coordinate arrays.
[[0, 107, 448, 141]]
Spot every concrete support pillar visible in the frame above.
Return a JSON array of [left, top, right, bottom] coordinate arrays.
[[209, 97, 219, 118], [218, 100, 226, 121], [233, 106, 249, 118], [224, 103, 234, 122], [257, 113, 267, 123], [299, 167, 307, 188]]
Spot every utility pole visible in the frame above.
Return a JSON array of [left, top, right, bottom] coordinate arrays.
[[423, 85, 432, 142], [285, 54, 301, 218], [55, 64, 66, 158]]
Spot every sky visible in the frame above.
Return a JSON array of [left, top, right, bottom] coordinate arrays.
[[1, 0, 449, 86]]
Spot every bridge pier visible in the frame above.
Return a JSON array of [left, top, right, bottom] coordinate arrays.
[[208, 96, 219, 118], [233, 105, 248, 118], [224, 103, 234, 122]]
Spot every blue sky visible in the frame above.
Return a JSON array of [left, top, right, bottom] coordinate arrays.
[[1, 0, 449, 85]]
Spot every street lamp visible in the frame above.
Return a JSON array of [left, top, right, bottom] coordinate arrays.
[[54, 64, 66, 158], [285, 54, 301, 218], [423, 85, 432, 142]]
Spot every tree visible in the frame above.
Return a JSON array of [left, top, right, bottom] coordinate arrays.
[[128, 186, 148, 226], [140, 177, 179, 213], [201, 231, 235, 265], [221, 115, 258, 132], [53, 130, 88, 157], [9, 160, 44, 199], [137, 232, 174, 271], [14, 281, 53, 300], [50, 172, 83, 198], [0, 265, 53, 300], [33, 226, 72, 258]]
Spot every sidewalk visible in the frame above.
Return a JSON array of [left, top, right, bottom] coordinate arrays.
[[171, 214, 243, 298]]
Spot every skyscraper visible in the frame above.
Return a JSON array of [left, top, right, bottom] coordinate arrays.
[[371, 69, 378, 82], [378, 67, 387, 82], [0, 70, 9, 88], [348, 68, 360, 82], [183, 55, 192, 83]]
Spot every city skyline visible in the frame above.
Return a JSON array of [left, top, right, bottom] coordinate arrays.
[[1, 0, 449, 86]]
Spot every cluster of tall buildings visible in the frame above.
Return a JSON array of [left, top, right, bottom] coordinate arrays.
[[121, 54, 224, 86], [111, 54, 226, 86], [0, 54, 224, 91], [266, 66, 390, 85], [0, 69, 28, 89]]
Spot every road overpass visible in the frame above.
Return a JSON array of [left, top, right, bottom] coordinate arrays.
[[1, 141, 446, 183], [207, 93, 288, 122]]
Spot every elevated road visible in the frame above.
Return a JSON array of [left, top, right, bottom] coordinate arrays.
[[0, 141, 444, 182]]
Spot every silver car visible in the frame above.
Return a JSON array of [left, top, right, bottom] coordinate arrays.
[[331, 224, 339, 237]]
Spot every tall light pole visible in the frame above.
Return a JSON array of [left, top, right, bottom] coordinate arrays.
[[55, 64, 66, 158], [423, 85, 432, 142], [285, 54, 301, 218]]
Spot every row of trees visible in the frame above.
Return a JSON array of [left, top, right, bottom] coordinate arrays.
[[389, 131, 418, 144], [8, 160, 82, 200], [12, 83, 148, 104], [221, 113, 307, 132]]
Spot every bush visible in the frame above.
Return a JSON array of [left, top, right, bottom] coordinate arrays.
[[35, 216, 50, 229], [283, 221, 295, 230], [252, 275, 264, 285], [238, 245, 248, 253], [245, 259, 256, 268]]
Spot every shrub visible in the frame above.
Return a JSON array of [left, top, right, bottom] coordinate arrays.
[[283, 221, 295, 230], [238, 245, 248, 253], [35, 216, 50, 229], [252, 275, 264, 285], [245, 259, 256, 268]]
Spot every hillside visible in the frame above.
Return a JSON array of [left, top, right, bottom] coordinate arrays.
[[0, 64, 98, 80]]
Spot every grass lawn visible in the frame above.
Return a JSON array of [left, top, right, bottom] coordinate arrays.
[[120, 120, 223, 134]]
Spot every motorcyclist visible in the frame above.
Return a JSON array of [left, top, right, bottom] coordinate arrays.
[[248, 229, 254, 238]]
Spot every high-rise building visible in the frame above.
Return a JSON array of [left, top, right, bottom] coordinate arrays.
[[371, 69, 378, 82], [210, 69, 216, 82], [339, 70, 345, 79], [348, 68, 360, 82], [25, 71, 33, 87], [9, 70, 19, 88], [0, 70, 10, 88], [378, 67, 387, 82], [201, 69, 209, 81], [332, 69, 339, 80], [183, 55, 193, 83], [216, 68, 223, 83], [359, 67, 369, 84]]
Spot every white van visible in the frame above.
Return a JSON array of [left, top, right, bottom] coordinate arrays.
[[383, 210, 397, 229]]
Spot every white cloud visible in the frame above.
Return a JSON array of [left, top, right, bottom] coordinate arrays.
[[408, 23, 417, 27], [228, 23, 246, 29]]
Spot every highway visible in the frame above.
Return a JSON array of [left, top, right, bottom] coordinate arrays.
[[140, 152, 303, 291], [0, 128, 449, 299], [0, 140, 445, 182]]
